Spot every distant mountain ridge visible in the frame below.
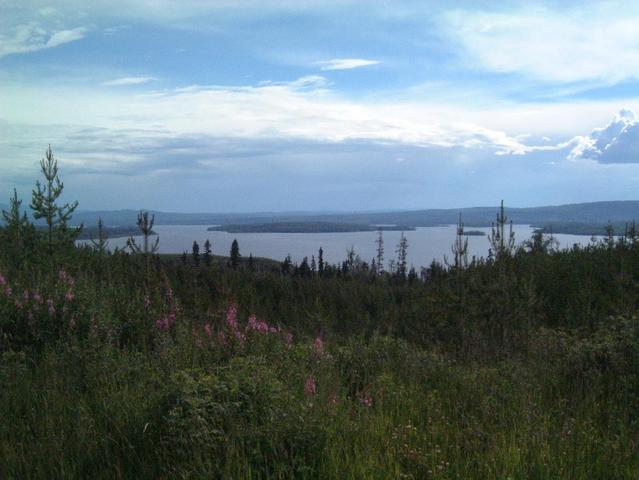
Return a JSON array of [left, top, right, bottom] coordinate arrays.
[[61, 201, 639, 229], [3, 200, 639, 232]]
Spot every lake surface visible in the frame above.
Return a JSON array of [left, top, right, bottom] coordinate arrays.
[[89, 225, 599, 269]]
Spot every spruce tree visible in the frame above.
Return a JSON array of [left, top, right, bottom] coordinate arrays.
[[192, 240, 200, 266], [375, 228, 384, 274], [30, 145, 82, 256], [395, 232, 408, 279], [318, 247, 325, 276], [2, 188, 35, 264], [127, 211, 159, 254], [90, 218, 109, 255], [230, 238, 240, 269], [203, 239, 212, 267], [488, 200, 515, 262], [452, 212, 469, 269]]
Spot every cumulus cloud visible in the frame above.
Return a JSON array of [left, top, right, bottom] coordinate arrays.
[[568, 109, 639, 163], [446, 7, 639, 84], [507, 109, 639, 163], [314, 58, 381, 71], [0, 24, 87, 57], [101, 77, 157, 87]]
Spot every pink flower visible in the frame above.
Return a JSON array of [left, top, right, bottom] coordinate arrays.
[[33, 292, 43, 304], [226, 305, 238, 330], [0, 273, 5, 286], [22, 289, 29, 302], [314, 336, 324, 354], [204, 323, 213, 338], [5, 287, 12, 297], [48, 304, 56, 317], [284, 332, 293, 347], [143, 296, 151, 309], [218, 330, 227, 346], [64, 290, 74, 303], [304, 376, 317, 396], [359, 394, 373, 408], [155, 317, 169, 330], [69, 316, 76, 328]]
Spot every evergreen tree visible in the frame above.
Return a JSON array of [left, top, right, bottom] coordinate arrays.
[[2, 188, 35, 263], [310, 255, 316, 274], [395, 232, 409, 279], [375, 228, 384, 274], [203, 239, 212, 267], [452, 212, 469, 269], [127, 211, 159, 254], [192, 240, 200, 266], [30, 145, 82, 256], [488, 200, 515, 262], [318, 247, 325, 276], [181, 251, 188, 265], [408, 266, 418, 284], [90, 218, 109, 255], [230, 238, 240, 269], [299, 256, 311, 277], [248, 253, 254, 271], [282, 254, 292, 274]]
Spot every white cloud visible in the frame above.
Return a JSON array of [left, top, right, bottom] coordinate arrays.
[[101, 76, 157, 87], [314, 58, 381, 71], [0, 23, 87, 58], [446, 6, 639, 84], [568, 109, 639, 163]]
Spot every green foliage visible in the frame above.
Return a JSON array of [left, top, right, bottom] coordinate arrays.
[[30, 146, 82, 257]]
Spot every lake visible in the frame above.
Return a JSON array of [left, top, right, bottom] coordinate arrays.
[[89, 224, 599, 269]]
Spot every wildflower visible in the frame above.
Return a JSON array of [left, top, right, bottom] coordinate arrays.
[[64, 290, 74, 303], [226, 304, 238, 330], [218, 330, 227, 346], [5, 286, 12, 297], [33, 292, 43, 304], [22, 289, 29, 302], [304, 376, 317, 396], [155, 317, 168, 330], [143, 296, 151, 309], [314, 336, 324, 354], [69, 316, 76, 328], [204, 322, 213, 338], [358, 394, 373, 408], [0, 273, 5, 286], [47, 299, 56, 317], [284, 332, 293, 347]]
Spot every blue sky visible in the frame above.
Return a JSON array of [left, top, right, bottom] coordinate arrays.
[[1, 0, 639, 212]]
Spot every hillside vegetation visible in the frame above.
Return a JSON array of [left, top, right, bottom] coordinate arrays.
[[1, 149, 638, 479]]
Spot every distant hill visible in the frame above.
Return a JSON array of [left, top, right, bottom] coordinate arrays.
[[4, 201, 639, 234], [67, 201, 639, 230]]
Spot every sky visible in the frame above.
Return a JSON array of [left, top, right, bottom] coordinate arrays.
[[1, 0, 639, 212]]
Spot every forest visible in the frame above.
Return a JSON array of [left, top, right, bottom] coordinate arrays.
[[1, 148, 638, 478]]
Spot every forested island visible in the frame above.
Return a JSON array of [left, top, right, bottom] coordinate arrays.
[[1, 148, 639, 478], [208, 221, 415, 233]]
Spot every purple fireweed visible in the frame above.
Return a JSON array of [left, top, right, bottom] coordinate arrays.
[[285, 332, 294, 347], [0, 273, 5, 286], [226, 305, 238, 330], [64, 290, 74, 303], [204, 322, 213, 338], [304, 376, 317, 396], [314, 336, 324, 354], [143, 296, 151, 310]]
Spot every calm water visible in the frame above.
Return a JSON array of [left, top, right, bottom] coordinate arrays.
[[89, 225, 599, 269]]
